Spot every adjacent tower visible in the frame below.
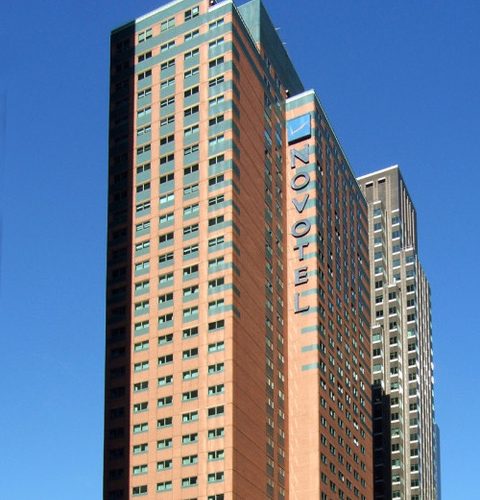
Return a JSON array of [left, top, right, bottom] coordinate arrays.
[[104, 0, 373, 498], [357, 166, 436, 500]]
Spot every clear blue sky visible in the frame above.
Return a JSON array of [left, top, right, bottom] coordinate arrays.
[[1, 0, 478, 498]]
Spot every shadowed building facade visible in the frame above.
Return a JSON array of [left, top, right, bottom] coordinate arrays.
[[357, 166, 436, 500], [104, 1, 373, 498]]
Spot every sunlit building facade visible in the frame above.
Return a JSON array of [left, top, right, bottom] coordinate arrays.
[[104, 1, 373, 498], [357, 166, 436, 500]]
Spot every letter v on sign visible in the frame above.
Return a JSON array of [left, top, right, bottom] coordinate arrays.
[[292, 194, 309, 214]]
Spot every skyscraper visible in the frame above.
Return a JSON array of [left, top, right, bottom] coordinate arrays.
[[434, 424, 441, 500], [357, 166, 436, 499], [104, 1, 373, 498]]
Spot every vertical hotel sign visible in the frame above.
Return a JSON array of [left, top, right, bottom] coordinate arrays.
[[287, 113, 312, 314]]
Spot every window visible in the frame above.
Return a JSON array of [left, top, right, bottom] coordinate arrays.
[[209, 75, 226, 91], [184, 29, 200, 42], [184, 183, 199, 197], [184, 66, 199, 79], [184, 126, 199, 138], [159, 272, 173, 286], [133, 443, 148, 454], [208, 195, 225, 207], [158, 353, 173, 365], [208, 427, 224, 439], [157, 481, 172, 492], [182, 410, 199, 423], [208, 341, 224, 353], [183, 305, 198, 319], [158, 374, 173, 386], [135, 240, 150, 253], [209, 114, 225, 126], [157, 459, 173, 471], [184, 144, 199, 157], [209, 215, 224, 227], [209, 134, 225, 146], [137, 125, 151, 136], [183, 264, 198, 278], [207, 471, 224, 483], [182, 390, 198, 401], [185, 6, 199, 21], [157, 417, 173, 428], [138, 28, 152, 43], [160, 175, 174, 188], [181, 224, 199, 239], [209, 56, 225, 69], [133, 422, 148, 433], [158, 396, 173, 407], [137, 70, 152, 81], [182, 433, 198, 444], [136, 145, 151, 157], [209, 37, 224, 48], [183, 368, 199, 380], [136, 106, 151, 119], [161, 17, 175, 32], [135, 279, 150, 293], [184, 85, 199, 98], [184, 48, 200, 60], [160, 153, 174, 165], [183, 326, 198, 339], [160, 115, 174, 127], [209, 95, 225, 107], [134, 381, 148, 392], [208, 236, 225, 248], [137, 51, 152, 63], [208, 320, 225, 332], [133, 402, 148, 413], [209, 174, 225, 187], [208, 384, 224, 396], [184, 105, 199, 117], [159, 212, 174, 225], [134, 340, 149, 352], [184, 203, 199, 217], [183, 285, 199, 297], [158, 333, 173, 345], [160, 77, 175, 90], [182, 455, 198, 466], [160, 40, 175, 52], [137, 88, 151, 99], [183, 244, 199, 257], [134, 361, 149, 372], [136, 162, 151, 175], [208, 256, 225, 270], [158, 252, 173, 266], [183, 348, 198, 360], [208, 362, 224, 375], [161, 58, 175, 71], [160, 96, 175, 108], [159, 232, 174, 245], [157, 438, 172, 449], [208, 277, 225, 290], [209, 18, 225, 30], [208, 450, 225, 461], [132, 485, 147, 496], [133, 464, 148, 475], [208, 299, 224, 313], [159, 192, 174, 205]]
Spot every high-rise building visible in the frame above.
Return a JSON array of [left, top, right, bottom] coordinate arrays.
[[104, 1, 373, 499], [357, 166, 436, 499], [434, 423, 441, 500]]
